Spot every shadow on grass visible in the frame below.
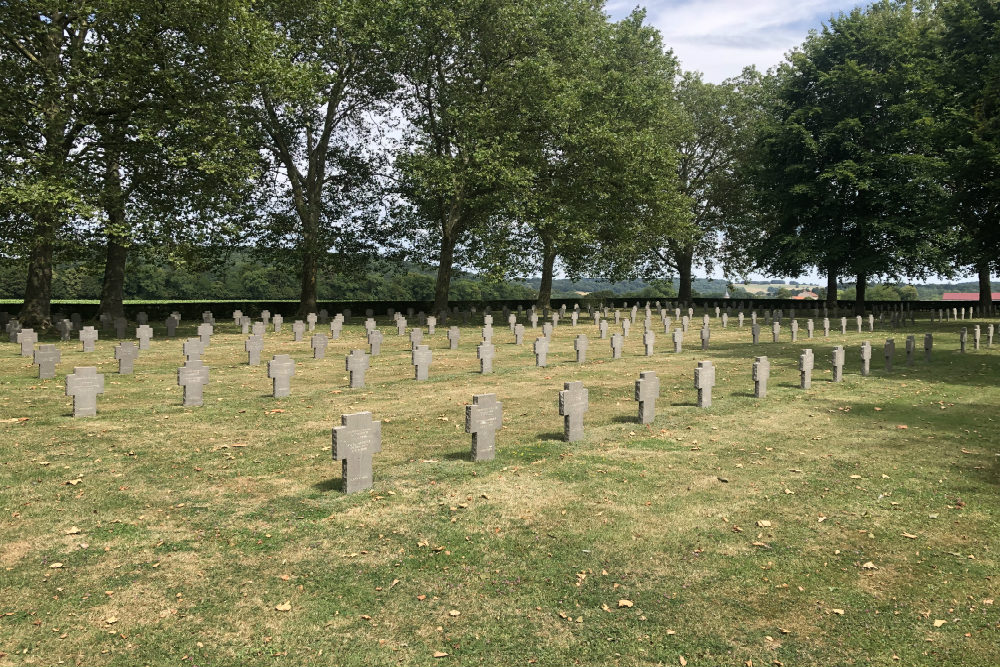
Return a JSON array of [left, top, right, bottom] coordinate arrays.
[[444, 450, 472, 461], [729, 390, 757, 398], [536, 431, 565, 442], [313, 477, 344, 492], [611, 414, 639, 424]]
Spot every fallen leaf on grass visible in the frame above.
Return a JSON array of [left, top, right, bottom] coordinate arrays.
[[862, 562, 877, 570], [1, 417, 29, 423], [933, 619, 947, 628], [448, 610, 460, 617], [49, 562, 63, 569], [679, 656, 687, 666], [902, 533, 918, 539], [64, 478, 82, 486], [65, 527, 81, 535], [757, 520, 772, 528], [618, 599, 634, 608], [433, 651, 449, 658], [832, 609, 845, 615], [274, 602, 291, 612], [896, 425, 908, 430]]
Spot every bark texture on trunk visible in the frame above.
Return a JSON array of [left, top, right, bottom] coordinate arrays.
[[433, 231, 456, 314], [826, 267, 838, 309], [19, 214, 54, 329], [298, 240, 318, 318], [99, 149, 128, 320], [536, 235, 556, 309], [676, 246, 694, 302], [978, 261, 993, 315], [854, 272, 867, 316]]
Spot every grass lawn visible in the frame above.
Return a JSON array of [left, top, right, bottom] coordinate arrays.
[[1, 311, 998, 666]]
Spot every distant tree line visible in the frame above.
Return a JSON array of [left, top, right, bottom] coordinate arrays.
[[1, 0, 996, 328]]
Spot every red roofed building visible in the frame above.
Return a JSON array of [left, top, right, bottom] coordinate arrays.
[[942, 292, 1000, 301]]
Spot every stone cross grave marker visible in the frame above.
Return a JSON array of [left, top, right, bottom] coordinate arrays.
[[924, 333, 933, 361], [611, 333, 623, 359], [319, 309, 329, 325], [771, 322, 780, 343], [867, 314, 874, 332], [959, 328, 967, 353], [662, 317, 672, 334], [700, 325, 710, 351], [447, 326, 460, 349], [702, 314, 710, 327], [330, 317, 343, 339], [860, 341, 872, 376], [635, 371, 659, 424], [56, 319, 72, 341], [202, 311, 215, 324], [136, 311, 148, 325], [514, 324, 525, 345], [574, 334, 588, 363], [346, 350, 370, 388], [115, 341, 139, 375], [721, 313, 728, 328], [183, 337, 204, 361], [823, 318, 830, 337], [484, 323, 496, 342], [738, 312, 745, 327], [533, 336, 548, 367], [178, 359, 210, 407], [559, 381, 589, 442], [307, 313, 317, 332], [541, 322, 552, 340], [364, 318, 376, 334], [571, 311, 579, 326], [681, 316, 689, 333], [232, 310, 243, 325], [261, 309, 271, 324], [508, 314, 517, 332], [751, 324, 760, 344], [906, 335, 916, 365], [80, 326, 98, 352], [806, 319, 814, 339], [484, 314, 493, 326], [987, 324, 994, 347], [368, 329, 383, 356], [241, 316, 251, 334], [752, 356, 770, 398], [136, 325, 153, 350], [268, 354, 295, 397], [427, 316, 436, 335], [530, 313, 538, 329], [790, 320, 799, 342], [599, 320, 608, 339], [332, 412, 382, 494], [840, 317, 847, 335], [252, 321, 266, 337], [165, 316, 179, 337], [34, 344, 60, 379], [694, 360, 716, 408], [66, 367, 105, 417], [832, 346, 845, 382], [466, 394, 502, 462], [799, 348, 814, 389], [114, 317, 127, 339], [396, 317, 407, 335], [197, 323, 213, 346], [644, 329, 655, 356], [478, 341, 494, 374], [884, 339, 895, 371], [17, 328, 37, 357], [856, 315, 863, 333], [551, 313, 560, 328], [410, 328, 424, 348], [412, 345, 431, 380], [273, 314, 284, 333], [312, 334, 328, 360], [292, 320, 305, 342], [973, 325, 981, 351], [672, 328, 683, 353], [245, 334, 263, 365]]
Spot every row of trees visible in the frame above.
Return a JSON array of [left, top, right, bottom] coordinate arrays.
[[1, 0, 997, 327]]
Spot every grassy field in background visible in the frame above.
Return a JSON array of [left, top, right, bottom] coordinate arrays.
[[1, 313, 998, 666]]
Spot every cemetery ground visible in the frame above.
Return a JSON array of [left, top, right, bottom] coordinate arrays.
[[1, 316, 999, 666]]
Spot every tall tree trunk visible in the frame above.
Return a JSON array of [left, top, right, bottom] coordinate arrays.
[[536, 234, 556, 309], [99, 148, 128, 320], [298, 207, 319, 317], [977, 260, 992, 315], [826, 266, 838, 309], [19, 213, 55, 329], [854, 271, 867, 316], [676, 246, 694, 302], [433, 230, 456, 314]]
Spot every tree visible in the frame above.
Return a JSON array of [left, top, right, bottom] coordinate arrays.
[[737, 2, 950, 315], [395, 0, 562, 314], [519, 9, 686, 308], [246, 0, 400, 316], [645, 71, 751, 301], [937, 0, 1000, 312]]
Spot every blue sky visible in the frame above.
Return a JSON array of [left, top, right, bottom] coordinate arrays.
[[606, 0, 868, 83]]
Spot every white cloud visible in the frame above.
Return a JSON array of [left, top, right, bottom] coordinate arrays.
[[608, 0, 867, 82]]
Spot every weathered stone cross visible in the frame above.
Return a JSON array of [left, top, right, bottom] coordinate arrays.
[[346, 350, 370, 388], [268, 354, 295, 397], [574, 334, 588, 363], [136, 325, 153, 350], [66, 367, 104, 417], [34, 344, 60, 379], [559, 381, 589, 442], [245, 334, 263, 365], [332, 412, 382, 493], [752, 356, 770, 398], [478, 341, 494, 374], [799, 348, 814, 389], [178, 359, 210, 407], [115, 341, 139, 375], [80, 326, 98, 352], [368, 329, 383, 356], [635, 371, 659, 424], [466, 393, 502, 462], [533, 336, 548, 367], [412, 344, 432, 380], [312, 334, 328, 359], [694, 360, 716, 408]]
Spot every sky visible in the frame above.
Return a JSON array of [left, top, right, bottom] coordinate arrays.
[[605, 0, 867, 84]]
